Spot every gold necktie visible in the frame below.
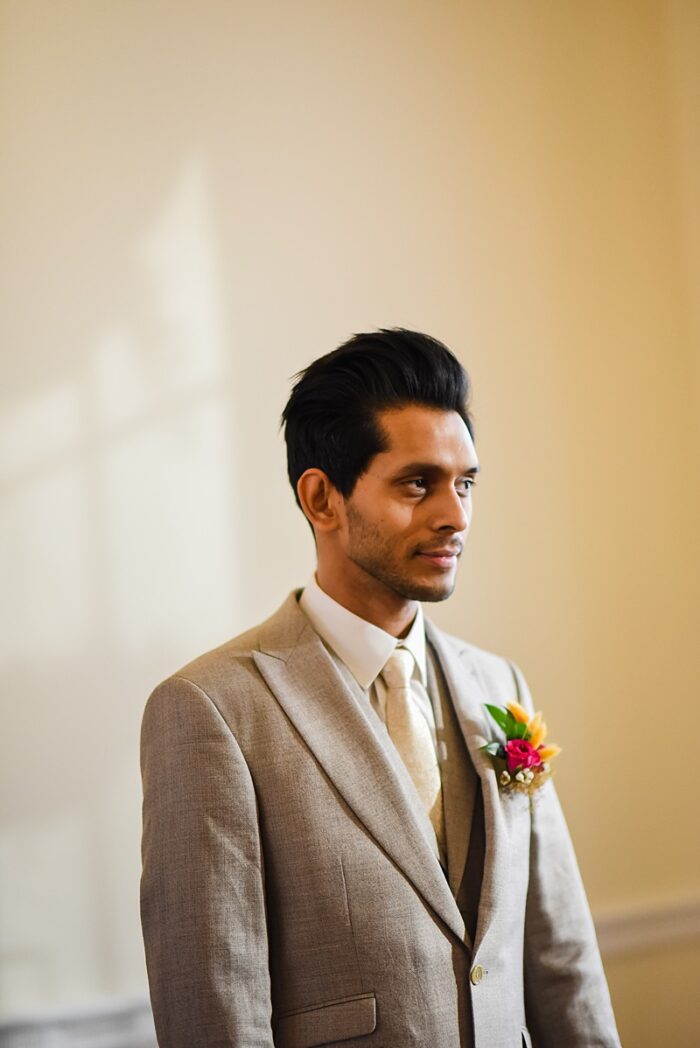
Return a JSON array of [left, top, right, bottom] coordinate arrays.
[[381, 648, 446, 863]]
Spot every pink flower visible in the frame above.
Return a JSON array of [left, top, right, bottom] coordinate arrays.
[[504, 739, 543, 774]]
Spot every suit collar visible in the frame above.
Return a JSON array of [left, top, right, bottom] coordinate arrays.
[[254, 590, 308, 660]]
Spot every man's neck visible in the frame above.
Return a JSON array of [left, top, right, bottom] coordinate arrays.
[[314, 566, 418, 638]]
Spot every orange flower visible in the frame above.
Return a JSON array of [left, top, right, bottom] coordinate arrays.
[[527, 713, 546, 749], [538, 744, 562, 762], [507, 700, 530, 725]]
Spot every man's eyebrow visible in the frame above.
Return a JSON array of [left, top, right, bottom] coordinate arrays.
[[393, 462, 481, 476]]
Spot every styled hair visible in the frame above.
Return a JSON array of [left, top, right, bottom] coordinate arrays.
[[281, 327, 474, 506]]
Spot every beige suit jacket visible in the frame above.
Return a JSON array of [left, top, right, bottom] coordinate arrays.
[[140, 592, 620, 1048]]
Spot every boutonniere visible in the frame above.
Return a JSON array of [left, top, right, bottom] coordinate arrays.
[[481, 701, 561, 794]]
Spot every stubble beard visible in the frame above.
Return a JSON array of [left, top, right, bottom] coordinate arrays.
[[344, 502, 457, 604]]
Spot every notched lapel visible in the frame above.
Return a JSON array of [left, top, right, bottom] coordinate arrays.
[[427, 654, 472, 904], [425, 623, 516, 955], [252, 602, 466, 945]]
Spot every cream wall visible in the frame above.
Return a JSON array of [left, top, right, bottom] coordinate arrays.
[[1, 1, 698, 1044]]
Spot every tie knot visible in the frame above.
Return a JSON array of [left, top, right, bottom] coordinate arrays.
[[381, 647, 414, 690]]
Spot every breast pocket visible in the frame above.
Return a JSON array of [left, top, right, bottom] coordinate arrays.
[[275, 992, 377, 1048]]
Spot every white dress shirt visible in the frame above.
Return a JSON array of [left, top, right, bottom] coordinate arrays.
[[299, 574, 439, 756]]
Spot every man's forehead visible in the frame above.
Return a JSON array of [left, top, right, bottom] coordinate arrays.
[[377, 404, 471, 441], [374, 404, 478, 467]]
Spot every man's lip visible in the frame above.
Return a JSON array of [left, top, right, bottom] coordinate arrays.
[[417, 547, 462, 557]]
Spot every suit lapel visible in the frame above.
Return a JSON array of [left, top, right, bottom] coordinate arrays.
[[252, 595, 467, 945], [425, 620, 514, 955], [427, 650, 475, 903]]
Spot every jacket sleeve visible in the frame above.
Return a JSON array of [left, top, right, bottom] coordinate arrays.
[[510, 661, 622, 1048], [140, 674, 274, 1047]]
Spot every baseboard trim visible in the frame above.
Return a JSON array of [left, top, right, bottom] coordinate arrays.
[[0, 996, 155, 1048], [595, 893, 700, 958]]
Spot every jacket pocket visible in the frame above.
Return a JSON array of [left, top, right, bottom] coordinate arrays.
[[276, 992, 376, 1048]]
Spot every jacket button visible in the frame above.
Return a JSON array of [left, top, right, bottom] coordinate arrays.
[[470, 964, 484, 985]]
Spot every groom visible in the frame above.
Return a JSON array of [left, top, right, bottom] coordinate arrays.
[[140, 328, 620, 1047]]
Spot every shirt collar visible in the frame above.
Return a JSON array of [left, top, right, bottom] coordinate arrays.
[[299, 574, 427, 690]]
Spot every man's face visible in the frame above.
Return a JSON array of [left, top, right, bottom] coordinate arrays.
[[338, 404, 479, 603]]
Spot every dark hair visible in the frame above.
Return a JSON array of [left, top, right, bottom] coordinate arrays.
[[281, 327, 474, 506]]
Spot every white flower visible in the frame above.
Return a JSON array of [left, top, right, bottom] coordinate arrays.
[[500, 770, 511, 786], [515, 770, 526, 783]]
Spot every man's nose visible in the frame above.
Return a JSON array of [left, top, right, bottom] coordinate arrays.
[[431, 486, 469, 533]]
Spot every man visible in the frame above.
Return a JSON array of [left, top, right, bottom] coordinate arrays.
[[140, 329, 620, 1047]]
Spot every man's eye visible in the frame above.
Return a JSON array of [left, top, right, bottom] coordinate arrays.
[[457, 478, 476, 495], [405, 478, 427, 491]]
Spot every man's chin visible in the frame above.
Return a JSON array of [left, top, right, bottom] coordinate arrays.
[[398, 577, 457, 603]]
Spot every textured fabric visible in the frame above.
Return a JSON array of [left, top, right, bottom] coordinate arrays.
[[381, 647, 446, 863], [140, 591, 621, 1048], [427, 644, 482, 940]]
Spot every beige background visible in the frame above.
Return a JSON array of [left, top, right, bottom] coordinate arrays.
[[2, 1, 699, 1044]]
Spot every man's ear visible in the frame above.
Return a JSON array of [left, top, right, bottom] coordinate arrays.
[[296, 469, 344, 533]]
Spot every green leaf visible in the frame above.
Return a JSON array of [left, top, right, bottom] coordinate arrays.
[[484, 704, 510, 733], [480, 742, 501, 757], [502, 709, 519, 736], [497, 708, 529, 740]]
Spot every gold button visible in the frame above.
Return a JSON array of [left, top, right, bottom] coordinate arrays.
[[470, 964, 484, 985]]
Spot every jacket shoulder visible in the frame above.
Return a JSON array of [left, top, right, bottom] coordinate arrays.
[[145, 590, 306, 709], [429, 623, 534, 710], [151, 623, 262, 700], [440, 628, 509, 671]]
